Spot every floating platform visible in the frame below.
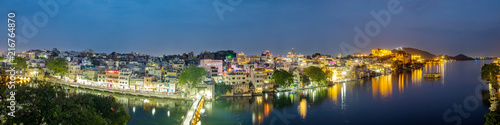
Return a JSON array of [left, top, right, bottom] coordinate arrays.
[[424, 73, 441, 78]]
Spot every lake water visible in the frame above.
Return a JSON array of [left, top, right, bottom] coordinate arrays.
[[69, 60, 495, 125]]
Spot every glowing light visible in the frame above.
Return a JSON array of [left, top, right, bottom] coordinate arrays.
[[299, 99, 307, 119]]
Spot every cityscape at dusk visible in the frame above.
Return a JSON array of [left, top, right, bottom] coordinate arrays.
[[1, 0, 500, 125]]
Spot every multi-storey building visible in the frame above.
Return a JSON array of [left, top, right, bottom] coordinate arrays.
[[130, 73, 144, 91], [199, 59, 223, 74], [118, 68, 132, 89], [68, 62, 81, 80], [250, 68, 271, 93], [145, 66, 162, 79], [105, 69, 119, 87], [224, 70, 248, 85], [237, 52, 249, 65], [394, 51, 412, 64]]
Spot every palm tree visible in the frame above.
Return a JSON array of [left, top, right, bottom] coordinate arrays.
[[481, 63, 500, 85]]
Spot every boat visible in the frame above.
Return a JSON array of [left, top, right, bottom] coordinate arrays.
[[424, 73, 441, 78]]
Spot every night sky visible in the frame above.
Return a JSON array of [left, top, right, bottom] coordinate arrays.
[[1, 0, 500, 57]]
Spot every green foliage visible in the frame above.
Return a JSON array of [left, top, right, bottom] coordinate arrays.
[[271, 69, 295, 87], [481, 63, 500, 84], [300, 74, 310, 86], [312, 53, 321, 58], [12, 57, 28, 70], [214, 83, 232, 99], [249, 81, 254, 88], [178, 66, 207, 88], [391, 60, 403, 70], [485, 111, 500, 125], [304, 66, 327, 85], [47, 58, 68, 76], [0, 81, 130, 124]]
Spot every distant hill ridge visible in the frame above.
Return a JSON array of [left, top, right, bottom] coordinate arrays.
[[453, 54, 474, 60], [391, 47, 436, 60], [390, 47, 474, 61]]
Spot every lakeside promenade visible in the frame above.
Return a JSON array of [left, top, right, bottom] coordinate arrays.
[[48, 78, 191, 100]]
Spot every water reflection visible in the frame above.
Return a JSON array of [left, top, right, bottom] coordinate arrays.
[[372, 75, 393, 99], [299, 99, 307, 119], [411, 68, 422, 86], [63, 86, 193, 124], [34, 61, 487, 125], [328, 85, 339, 105], [423, 63, 446, 84]]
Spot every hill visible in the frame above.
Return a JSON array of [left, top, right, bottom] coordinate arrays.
[[453, 54, 474, 60], [392, 47, 436, 60]]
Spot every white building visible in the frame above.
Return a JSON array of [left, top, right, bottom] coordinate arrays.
[[118, 68, 132, 89], [224, 70, 249, 85]]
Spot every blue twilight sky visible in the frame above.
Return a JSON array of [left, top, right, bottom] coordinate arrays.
[[1, 0, 500, 57]]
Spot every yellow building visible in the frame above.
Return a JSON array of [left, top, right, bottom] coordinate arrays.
[[393, 52, 412, 64], [372, 48, 392, 56], [411, 55, 423, 62]]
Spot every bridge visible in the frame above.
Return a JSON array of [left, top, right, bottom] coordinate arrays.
[[51, 79, 189, 100], [182, 96, 205, 125]]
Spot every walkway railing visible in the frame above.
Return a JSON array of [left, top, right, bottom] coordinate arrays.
[[50, 79, 187, 100], [182, 96, 204, 125]]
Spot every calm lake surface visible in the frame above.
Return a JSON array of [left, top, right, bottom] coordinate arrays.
[[69, 60, 494, 125]]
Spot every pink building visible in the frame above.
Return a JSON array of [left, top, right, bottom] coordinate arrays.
[[199, 59, 223, 74]]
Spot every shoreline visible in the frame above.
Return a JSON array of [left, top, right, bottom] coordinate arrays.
[[51, 80, 193, 100]]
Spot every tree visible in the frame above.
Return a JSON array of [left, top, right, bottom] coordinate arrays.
[[271, 69, 295, 87], [0, 81, 130, 124], [485, 111, 500, 125], [391, 60, 403, 70], [312, 53, 321, 58], [481, 63, 500, 84], [344, 55, 353, 59], [47, 58, 68, 76], [304, 66, 327, 86], [300, 74, 310, 86], [214, 83, 232, 99], [12, 57, 28, 70], [249, 81, 254, 88], [178, 66, 207, 88]]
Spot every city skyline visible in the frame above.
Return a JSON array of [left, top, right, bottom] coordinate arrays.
[[1, 0, 500, 56]]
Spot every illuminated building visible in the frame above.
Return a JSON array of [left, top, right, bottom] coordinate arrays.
[[261, 50, 273, 62], [250, 68, 272, 93], [411, 55, 423, 62], [236, 52, 249, 65], [393, 51, 412, 64], [105, 69, 119, 84], [118, 68, 132, 89], [372, 48, 392, 57]]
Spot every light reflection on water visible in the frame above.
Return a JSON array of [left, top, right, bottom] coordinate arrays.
[[199, 61, 490, 125], [63, 87, 193, 124], [44, 61, 492, 125]]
